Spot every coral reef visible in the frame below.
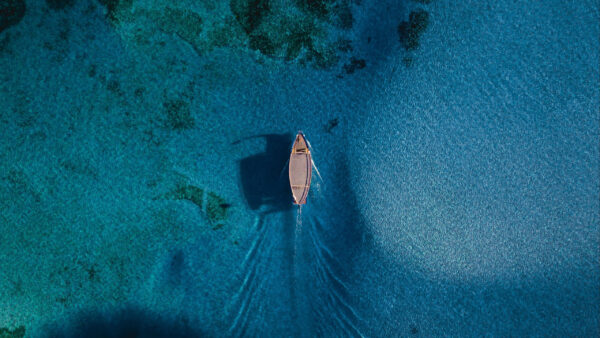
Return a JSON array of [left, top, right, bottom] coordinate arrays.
[[231, 0, 354, 67], [97, 0, 358, 69], [398, 8, 430, 51], [0, 326, 25, 338], [0, 0, 25, 34]]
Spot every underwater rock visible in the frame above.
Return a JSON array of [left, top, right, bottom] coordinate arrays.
[[0, 326, 25, 338], [410, 324, 419, 335], [398, 8, 430, 51], [0, 0, 25, 34], [46, 0, 75, 10], [325, 118, 339, 133]]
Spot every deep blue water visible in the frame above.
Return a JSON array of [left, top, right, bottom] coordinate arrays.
[[0, 0, 598, 337]]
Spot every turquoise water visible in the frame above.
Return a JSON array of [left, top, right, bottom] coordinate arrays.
[[1, 0, 598, 337]]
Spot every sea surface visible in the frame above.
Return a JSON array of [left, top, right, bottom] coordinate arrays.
[[0, 0, 598, 337]]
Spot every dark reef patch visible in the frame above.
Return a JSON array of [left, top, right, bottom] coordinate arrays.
[[284, 25, 313, 61], [205, 191, 228, 222], [97, 0, 132, 22], [342, 57, 365, 74], [298, 0, 334, 16], [158, 7, 203, 42], [0, 326, 25, 338], [163, 98, 194, 130], [332, 1, 353, 29], [87, 64, 97, 77], [249, 33, 275, 55], [398, 8, 430, 51], [0, 0, 25, 34], [46, 0, 75, 10], [325, 118, 339, 133], [230, 0, 270, 34], [230, 0, 355, 68], [162, 185, 205, 210], [157, 184, 230, 224], [92, 0, 357, 69]]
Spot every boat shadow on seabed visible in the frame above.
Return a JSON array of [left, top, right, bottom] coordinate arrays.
[[234, 133, 294, 214], [230, 133, 364, 337]]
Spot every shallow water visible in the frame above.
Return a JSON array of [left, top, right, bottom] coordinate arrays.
[[0, 0, 598, 337]]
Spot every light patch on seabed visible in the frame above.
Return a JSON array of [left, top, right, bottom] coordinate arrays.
[[351, 0, 600, 283]]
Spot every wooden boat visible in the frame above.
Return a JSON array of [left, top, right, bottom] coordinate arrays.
[[289, 132, 312, 205]]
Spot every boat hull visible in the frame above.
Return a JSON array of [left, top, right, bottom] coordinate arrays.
[[289, 132, 312, 205]]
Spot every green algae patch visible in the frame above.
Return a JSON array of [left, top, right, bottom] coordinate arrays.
[[157, 184, 230, 224], [206, 191, 227, 222], [398, 8, 430, 51], [162, 185, 205, 209], [0, 326, 25, 338]]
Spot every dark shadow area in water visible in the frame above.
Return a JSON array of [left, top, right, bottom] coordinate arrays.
[[324, 150, 373, 260], [235, 133, 293, 212], [42, 306, 206, 338]]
